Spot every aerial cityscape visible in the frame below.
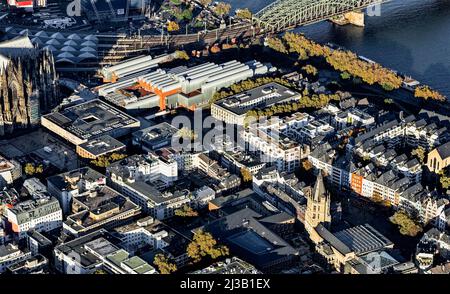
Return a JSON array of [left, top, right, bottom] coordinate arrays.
[[1, 0, 450, 280]]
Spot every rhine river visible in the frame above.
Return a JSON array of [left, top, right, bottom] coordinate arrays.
[[225, 0, 450, 98]]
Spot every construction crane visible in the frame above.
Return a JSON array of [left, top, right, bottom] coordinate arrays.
[[106, 0, 118, 21], [125, 0, 130, 19], [89, 0, 101, 22]]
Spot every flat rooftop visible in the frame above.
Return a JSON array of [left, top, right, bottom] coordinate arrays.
[[55, 230, 119, 268], [66, 186, 140, 230], [215, 82, 301, 116], [42, 99, 140, 142], [0, 155, 14, 173], [192, 257, 261, 274], [78, 135, 125, 156], [47, 167, 105, 192], [132, 122, 179, 148]]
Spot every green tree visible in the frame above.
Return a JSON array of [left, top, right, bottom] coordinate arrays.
[[187, 230, 229, 263], [93, 269, 107, 274], [153, 253, 177, 274], [341, 72, 351, 80], [181, 8, 193, 21], [175, 205, 199, 217], [389, 211, 423, 237]]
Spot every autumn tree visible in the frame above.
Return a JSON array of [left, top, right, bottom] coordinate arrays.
[[175, 205, 199, 217], [301, 159, 313, 171], [266, 37, 288, 54], [91, 153, 127, 168], [153, 253, 177, 274], [167, 21, 180, 32], [302, 64, 318, 76], [280, 32, 403, 90], [24, 163, 36, 176], [35, 164, 44, 174], [214, 2, 231, 17], [372, 192, 384, 204], [235, 8, 252, 20], [439, 171, 450, 189], [390, 211, 423, 237], [199, 0, 212, 7], [240, 167, 252, 183], [24, 163, 44, 176], [175, 50, 190, 60], [412, 146, 426, 164], [110, 153, 127, 162], [177, 127, 197, 140], [414, 86, 445, 101], [187, 230, 229, 263], [245, 92, 341, 120]]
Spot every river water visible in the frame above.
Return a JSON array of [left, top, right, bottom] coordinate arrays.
[[226, 0, 450, 98]]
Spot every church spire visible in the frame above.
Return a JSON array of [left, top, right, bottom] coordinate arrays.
[[312, 171, 327, 202]]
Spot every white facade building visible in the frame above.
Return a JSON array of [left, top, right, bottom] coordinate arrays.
[[6, 196, 62, 239]]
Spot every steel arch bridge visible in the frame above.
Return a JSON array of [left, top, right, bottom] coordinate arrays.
[[253, 0, 387, 32]]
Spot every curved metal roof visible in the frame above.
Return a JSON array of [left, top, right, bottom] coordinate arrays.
[[46, 39, 61, 46], [84, 35, 98, 42], [35, 31, 49, 38], [19, 29, 30, 36], [43, 45, 57, 51], [68, 33, 82, 40], [78, 52, 98, 60], [55, 58, 77, 64], [51, 32, 65, 40], [80, 46, 97, 52], [81, 40, 97, 47], [57, 52, 76, 59], [31, 37, 44, 45], [64, 40, 79, 46], [61, 46, 77, 52]]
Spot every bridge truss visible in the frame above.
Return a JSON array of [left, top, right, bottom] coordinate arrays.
[[253, 0, 386, 32]]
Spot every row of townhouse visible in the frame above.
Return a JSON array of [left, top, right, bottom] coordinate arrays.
[[355, 142, 423, 184], [308, 143, 449, 226], [352, 112, 449, 153]]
